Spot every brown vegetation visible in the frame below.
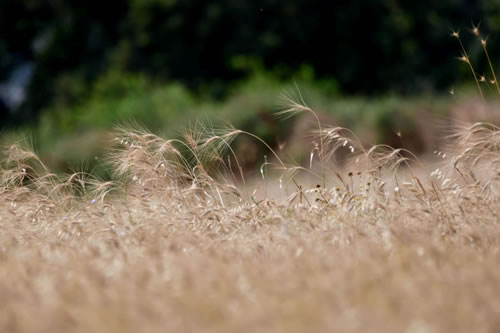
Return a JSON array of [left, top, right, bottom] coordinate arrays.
[[1, 101, 500, 332]]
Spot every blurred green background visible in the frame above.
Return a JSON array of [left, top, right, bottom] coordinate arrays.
[[1, 0, 500, 175]]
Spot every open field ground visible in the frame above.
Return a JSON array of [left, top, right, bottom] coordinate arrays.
[[4, 4, 500, 332], [1, 102, 500, 332]]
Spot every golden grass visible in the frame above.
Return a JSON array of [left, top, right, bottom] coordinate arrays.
[[2, 23, 500, 332], [1, 99, 500, 332]]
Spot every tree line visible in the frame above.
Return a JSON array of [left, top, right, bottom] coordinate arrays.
[[0, 0, 497, 126]]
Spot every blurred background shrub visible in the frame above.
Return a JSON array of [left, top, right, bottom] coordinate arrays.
[[1, 0, 499, 175]]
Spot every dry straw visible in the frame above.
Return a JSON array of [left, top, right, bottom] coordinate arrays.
[[1, 24, 500, 333]]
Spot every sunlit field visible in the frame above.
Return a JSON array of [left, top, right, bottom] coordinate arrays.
[[1, 97, 500, 332]]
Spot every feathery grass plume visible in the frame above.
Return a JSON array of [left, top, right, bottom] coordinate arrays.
[[111, 126, 192, 187], [277, 85, 324, 161], [276, 89, 331, 188], [445, 122, 500, 191], [193, 122, 246, 189], [314, 126, 365, 164], [0, 141, 56, 196], [193, 121, 308, 200]]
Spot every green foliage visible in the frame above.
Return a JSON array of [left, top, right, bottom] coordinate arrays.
[[5, 70, 454, 176], [1, 1, 498, 126]]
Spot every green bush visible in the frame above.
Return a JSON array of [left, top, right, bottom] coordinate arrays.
[[5, 70, 457, 176]]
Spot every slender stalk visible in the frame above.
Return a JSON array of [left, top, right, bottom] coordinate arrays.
[[480, 39, 500, 96], [237, 130, 286, 168], [456, 37, 485, 101]]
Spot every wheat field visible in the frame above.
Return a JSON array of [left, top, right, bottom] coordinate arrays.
[[1, 101, 500, 333]]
